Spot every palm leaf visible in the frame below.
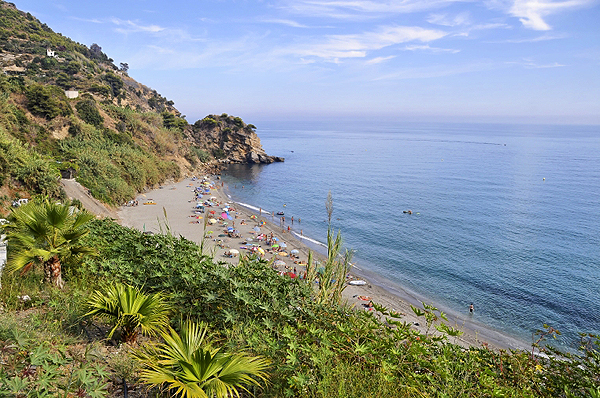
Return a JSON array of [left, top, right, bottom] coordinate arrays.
[[138, 320, 270, 398]]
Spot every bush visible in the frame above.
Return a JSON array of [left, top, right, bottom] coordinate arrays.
[[25, 84, 72, 119], [75, 98, 103, 127]]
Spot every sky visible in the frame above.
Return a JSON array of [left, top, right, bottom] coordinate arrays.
[[14, 0, 600, 124]]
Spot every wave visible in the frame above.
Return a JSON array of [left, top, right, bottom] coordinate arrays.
[[236, 202, 272, 215], [292, 231, 326, 248]]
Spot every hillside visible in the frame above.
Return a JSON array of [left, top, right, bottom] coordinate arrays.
[[0, 0, 281, 211]]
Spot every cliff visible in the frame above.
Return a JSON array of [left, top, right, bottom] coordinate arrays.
[[0, 0, 281, 208], [190, 114, 284, 165]]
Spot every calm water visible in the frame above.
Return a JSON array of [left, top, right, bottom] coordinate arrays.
[[221, 121, 600, 350]]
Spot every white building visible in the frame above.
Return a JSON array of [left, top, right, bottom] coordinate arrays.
[[46, 48, 55, 57], [65, 90, 79, 99]]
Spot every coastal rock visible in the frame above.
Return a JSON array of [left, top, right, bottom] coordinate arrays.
[[189, 114, 284, 166]]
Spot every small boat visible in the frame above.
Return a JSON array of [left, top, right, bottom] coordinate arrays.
[[276, 211, 284, 215], [348, 280, 367, 286]]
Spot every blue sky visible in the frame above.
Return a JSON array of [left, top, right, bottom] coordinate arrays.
[[15, 0, 600, 124]]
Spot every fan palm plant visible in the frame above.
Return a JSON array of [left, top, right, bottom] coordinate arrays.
[[138, 321, 270, 398], [85, 283, 172, 343], [3, 199, 97, 288]]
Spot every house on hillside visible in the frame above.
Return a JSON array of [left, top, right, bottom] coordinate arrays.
[[46, 48, 55, 57], [65, 89, 79, 99]]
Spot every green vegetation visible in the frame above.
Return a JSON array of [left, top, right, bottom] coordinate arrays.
[[25, 83, 72, 119], [0, 213, 598, 397], [3, 199, 97, 288], [137, 320, 270, 398], [85, 283, 171, 343], [75, 97, 103, 127]]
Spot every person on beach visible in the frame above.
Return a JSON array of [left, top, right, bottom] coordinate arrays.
[[469, 303, 474, 313]]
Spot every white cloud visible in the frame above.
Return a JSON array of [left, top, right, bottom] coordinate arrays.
[[372, 61, 495, 80], [491, 0, 595, 30], [283, 0, 469, 19], [427, 12, 471, 26], [366, 55, 396, 64], [403, 44, 460, 53], [289, 25, 448, 60], [506, 58, 566, 68], [261, 18, 310, 28], [489, 33, 567, 42], [110, 18, 165, 33]]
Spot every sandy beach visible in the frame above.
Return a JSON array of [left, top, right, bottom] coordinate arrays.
[[117, 176, 528, 352]]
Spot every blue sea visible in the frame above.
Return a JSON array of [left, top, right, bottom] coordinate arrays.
[[220, 120, 600, 351]]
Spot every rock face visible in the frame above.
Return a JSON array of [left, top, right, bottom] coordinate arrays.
[[188, 114, 284, 165]]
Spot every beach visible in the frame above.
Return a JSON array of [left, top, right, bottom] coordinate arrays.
[[117, 176, 526, 351]]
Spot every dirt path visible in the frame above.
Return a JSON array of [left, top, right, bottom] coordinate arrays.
[[60, 179, 118, 219]]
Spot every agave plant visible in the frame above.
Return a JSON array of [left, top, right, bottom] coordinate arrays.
[[85, 283, 171, 343], [138, 321, 270, 398]]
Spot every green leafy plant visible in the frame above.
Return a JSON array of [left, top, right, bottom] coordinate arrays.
[[137, 320, 270, 398], [3, 199, 97, 288], [84, 282, 172, 343]]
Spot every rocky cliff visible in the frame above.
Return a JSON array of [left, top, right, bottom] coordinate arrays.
[[190, 114, 284, 165], [0, 0, 281, 207]]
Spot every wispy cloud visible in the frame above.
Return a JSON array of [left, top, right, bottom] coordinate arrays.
[[372, 61, 496, 80], [403, 44, 460, 53], [506, 58, 566, 68], [110, 18, 165, 33], [261, 18, 310, 28], [288, 25, 448, 60], [70, 16, 103, 24], [283, 0, 468, 19], [488, 33, 567, 42], [491, 0, 595, 30], [366, 55, 396, 64], [427, 12, 471, 26]]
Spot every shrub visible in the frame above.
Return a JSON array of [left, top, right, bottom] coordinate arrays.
[[25, 84, 72, 119], [75, 98, 103, 127]]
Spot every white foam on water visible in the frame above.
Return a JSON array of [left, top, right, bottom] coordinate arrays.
[[292, 231, 326, 247], [237, 202, 272, 215]]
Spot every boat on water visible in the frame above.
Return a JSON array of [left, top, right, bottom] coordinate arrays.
[[276, 211, 284, 215]]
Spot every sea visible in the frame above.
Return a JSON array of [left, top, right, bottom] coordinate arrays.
[[220, 120, 600, 351]]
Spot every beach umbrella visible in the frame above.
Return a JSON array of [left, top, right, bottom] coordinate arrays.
[[227, 215, 234, 220], [253, 226, 261, 232], [279, 252, 288, 257], [246, 237, 253, 242], [218, 234, 227, 237], [227, 227, 234, 231], [291, 249, 300, 255], [272, 244, 280, 249], [210, 210, 216, 214], [229, 249, 239, 255], [221, 212, 228, 218], [273, 237, 279, 242], [250, 215, 257, 220], [208, 219, 217, 224], [257, 248, 265, 255], [280, 242, 287, 248], [274, 260, 286, 266], [205, 231, 213, 234]]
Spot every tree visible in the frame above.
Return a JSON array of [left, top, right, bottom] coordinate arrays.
[[119, 62, 129, 73], [137, 321, 270, 398], [85, 283, 171, 343], [3, 199, 97, 288], [25, 84, 72, 119], [75, 98, 104, 127]]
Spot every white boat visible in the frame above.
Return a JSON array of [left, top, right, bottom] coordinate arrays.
[[348, 280, 367, 286]]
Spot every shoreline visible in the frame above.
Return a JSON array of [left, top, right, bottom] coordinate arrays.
[[117, 176, 530, 352]]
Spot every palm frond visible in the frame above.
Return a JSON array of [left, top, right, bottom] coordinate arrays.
[[138, 320, 270, 398]]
